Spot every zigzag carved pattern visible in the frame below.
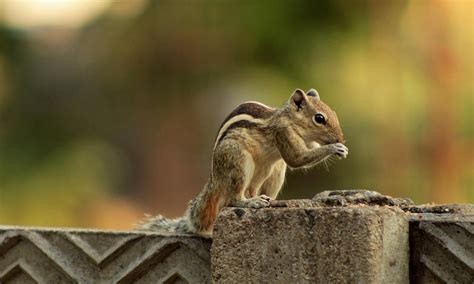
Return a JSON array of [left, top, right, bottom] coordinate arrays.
[[63, 232, 143, 269], [0, 232, 77, 283], [410, 221, 474, 283], [1, 261, 40, 283], [0, 228, 211, 283]]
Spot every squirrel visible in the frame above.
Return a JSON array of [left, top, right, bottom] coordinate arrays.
[[138, 88, 348, 237]]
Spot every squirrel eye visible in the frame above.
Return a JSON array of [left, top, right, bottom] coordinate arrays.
[[313, 113, 326, 125]]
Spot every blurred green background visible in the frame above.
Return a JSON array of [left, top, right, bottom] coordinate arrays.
[[0, 0, 472, 229]]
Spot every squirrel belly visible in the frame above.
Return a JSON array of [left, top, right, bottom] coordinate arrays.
[[138, 88, 348, 237]]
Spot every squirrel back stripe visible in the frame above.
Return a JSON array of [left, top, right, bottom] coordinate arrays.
[[213, 102, 275, 149], [220, 102, 274, 126], [214, 114, 262, 149]]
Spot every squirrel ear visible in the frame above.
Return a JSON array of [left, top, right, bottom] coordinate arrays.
[[306, 89, 320, 100], [290, 89, 308, 111]]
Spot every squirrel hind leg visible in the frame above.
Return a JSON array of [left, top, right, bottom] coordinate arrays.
[[259, 160, 287, 199]]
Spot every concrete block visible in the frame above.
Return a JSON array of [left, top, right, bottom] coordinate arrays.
[[408, 204, 474, 283], [0, 226, 211, 283], [212, 204, 409, 283]]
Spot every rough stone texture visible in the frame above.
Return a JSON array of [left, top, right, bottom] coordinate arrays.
[[0, 226, 211, 283], [212, 204, 409, 283], [408, 204, 474, 283], [267, 189, 414, 208], [314, 189, 414, 207]]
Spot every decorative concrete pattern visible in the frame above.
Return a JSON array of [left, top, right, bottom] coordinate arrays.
[[0, 226, 211, 283], [409, 208, 474, 283]]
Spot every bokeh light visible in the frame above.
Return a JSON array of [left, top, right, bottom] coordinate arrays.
[[0, 0, 472, 229]]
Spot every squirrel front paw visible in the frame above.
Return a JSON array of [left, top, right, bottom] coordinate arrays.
[[329, 143, 348, 159]]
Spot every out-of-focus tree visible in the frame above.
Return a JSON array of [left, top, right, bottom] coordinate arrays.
[[0, 0, 472, 228]]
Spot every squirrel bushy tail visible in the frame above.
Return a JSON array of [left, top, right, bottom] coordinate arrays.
[[137, 180, 216, 237], [137, 214, 191, 234]]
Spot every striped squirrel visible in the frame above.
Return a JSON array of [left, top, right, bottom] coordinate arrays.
[[139, 88, 348, 237]]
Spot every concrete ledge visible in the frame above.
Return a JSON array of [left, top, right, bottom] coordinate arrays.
[[0, 226, 211, 283], [0, 197, 472, 283], [212, 205, 409, 283]]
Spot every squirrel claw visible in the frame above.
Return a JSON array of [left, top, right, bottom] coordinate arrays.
[[259, 194, 272, 201], [331, 143, 348, 159]]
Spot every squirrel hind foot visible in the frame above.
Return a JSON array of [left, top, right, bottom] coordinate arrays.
[[230, 195, 271, 209]]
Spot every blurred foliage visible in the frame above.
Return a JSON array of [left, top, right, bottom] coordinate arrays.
[[0, 0, 472, 229]]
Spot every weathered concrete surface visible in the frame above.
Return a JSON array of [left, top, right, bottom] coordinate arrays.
[[267, 189, 414, 208], [0, 226, 211, 283], [408, 204, 474, 283], [212, 205, 409, 283], [313, 189, 414, 207]]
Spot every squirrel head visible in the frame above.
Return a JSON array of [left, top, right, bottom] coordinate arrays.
[[285, 88, 345, 145]]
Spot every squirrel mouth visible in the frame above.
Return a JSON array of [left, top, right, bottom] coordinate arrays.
[[321, 139, 332, 145], [322, 138, 344, 145]]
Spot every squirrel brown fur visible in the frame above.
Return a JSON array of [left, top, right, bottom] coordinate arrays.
[[138, 88, 348, 237]]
